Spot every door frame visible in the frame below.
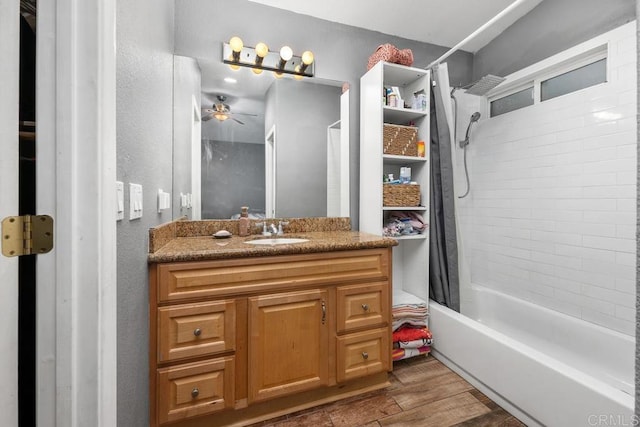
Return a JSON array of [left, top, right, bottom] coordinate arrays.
[[0, 1, 20, 424], [36, 0, 117, 425]]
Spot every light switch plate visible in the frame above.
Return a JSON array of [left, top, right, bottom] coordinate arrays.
[[116, 181, 124, 221], [129, 183, 143, 220]]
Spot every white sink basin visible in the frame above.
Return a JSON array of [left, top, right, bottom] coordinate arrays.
[[245, 238, 309, 246]]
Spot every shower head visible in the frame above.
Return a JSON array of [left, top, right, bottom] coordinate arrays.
[[460, 112, 481, 148], [463, 74, 506, 96]]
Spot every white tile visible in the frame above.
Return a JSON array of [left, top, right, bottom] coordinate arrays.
[[581, 308, 634, 336], [582, 235, 635, 253], [581, 284, 635, 308], [614, 305, 635, 322]]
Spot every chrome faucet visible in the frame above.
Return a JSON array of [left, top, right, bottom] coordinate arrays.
[[269, 223, 278, 235], [277, 221, 289, 236]]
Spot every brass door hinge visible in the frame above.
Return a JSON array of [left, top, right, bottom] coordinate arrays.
[[2, 215, 54, 257]]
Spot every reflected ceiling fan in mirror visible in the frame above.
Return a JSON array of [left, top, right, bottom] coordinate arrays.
[[202, 95, 257, 125]]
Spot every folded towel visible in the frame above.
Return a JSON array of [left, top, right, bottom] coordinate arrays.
[[392, 346, 430, 361]]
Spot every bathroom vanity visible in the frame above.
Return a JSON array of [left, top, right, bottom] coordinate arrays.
[[148, 219, 397, 426]]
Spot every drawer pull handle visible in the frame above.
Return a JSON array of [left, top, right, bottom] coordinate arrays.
[[362, 352, 369, 360], [321, 301, 326, 325], [191, 388, 199, 398], [361, 304, 369, 311], [193, 328, 202, 337]]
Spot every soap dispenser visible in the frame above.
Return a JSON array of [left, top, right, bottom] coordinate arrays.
[[238, 206, 250, 236]]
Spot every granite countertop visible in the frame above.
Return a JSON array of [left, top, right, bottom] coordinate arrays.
[[148, 230, 398, 263]]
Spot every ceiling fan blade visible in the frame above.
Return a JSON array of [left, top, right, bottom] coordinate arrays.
[[202, 113, 215, 122], [232, 117, 245, 125], [232, 112, 258, 117]]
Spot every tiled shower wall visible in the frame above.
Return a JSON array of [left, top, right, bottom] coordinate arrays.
[[455, 23, 637, 335]]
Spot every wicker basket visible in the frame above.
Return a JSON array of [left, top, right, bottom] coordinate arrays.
[[383, 184, 420, 207], [383, 124, 418, 156]]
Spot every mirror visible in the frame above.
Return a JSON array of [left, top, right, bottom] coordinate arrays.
[[172, 55, 350, 220]]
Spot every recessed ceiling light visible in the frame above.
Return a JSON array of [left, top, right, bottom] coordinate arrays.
[[224, 77, 237, 83]]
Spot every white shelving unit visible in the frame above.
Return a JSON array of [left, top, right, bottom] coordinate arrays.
[[359, 61, 430, 304]]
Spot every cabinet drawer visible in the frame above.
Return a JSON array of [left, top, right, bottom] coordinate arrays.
[[336, 328, 390, 383], [157, 356, 235, 425], [158, 300, 235, 363], [337, 282, 389, 333]]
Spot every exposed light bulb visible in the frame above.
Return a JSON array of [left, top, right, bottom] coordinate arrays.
[[294, 65, 303, 80], [229, 36, 243, 53], [255, 42, 269, 58], [279, 46, 293, 61], [301, 51, 314, 65]]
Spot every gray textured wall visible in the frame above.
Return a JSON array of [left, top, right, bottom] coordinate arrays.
[[174, 0, 474, 228], [635, 0, 640, 417], [474, 0, 635, 80], [272, 79, 341, 217], [116, 0, 174, 425]]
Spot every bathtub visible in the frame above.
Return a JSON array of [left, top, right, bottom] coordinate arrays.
[[429, 284, 635, 427]]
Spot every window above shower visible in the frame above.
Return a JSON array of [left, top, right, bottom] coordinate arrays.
[[488, 44, 608, 118]]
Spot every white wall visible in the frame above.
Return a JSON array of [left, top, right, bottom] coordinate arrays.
[[456, 23, 637, 336]]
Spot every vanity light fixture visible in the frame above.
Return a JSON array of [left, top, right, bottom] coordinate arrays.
[[222, 37, 315, 78]]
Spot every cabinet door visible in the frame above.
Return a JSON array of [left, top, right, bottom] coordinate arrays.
[[248, 289, 329, 403]]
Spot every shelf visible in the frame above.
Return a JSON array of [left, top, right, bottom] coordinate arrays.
[[383, 106, 427, 123], [394, 234, 427, 241], [383, 63, 429, 87], [383, 206, 426, 211], [383, 154, 427, 164]]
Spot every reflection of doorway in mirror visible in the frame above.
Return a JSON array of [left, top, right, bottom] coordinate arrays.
[[191, 95, 202, 219], [326, 90, 350, 217], [265, 125, 276, 218]]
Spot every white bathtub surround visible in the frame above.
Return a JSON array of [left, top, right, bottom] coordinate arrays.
[[430, 285, 634, 427], [454, 22, 637, 335]]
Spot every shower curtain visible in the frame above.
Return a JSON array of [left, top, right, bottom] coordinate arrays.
[[429, 66, 460, 312]]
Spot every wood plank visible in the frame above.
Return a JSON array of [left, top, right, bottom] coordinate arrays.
[[452, 408, 526, 427], [390, 369, 474, 411], [327, 394, 402, 427], [271, 410, 334, 427], [378, 392, 490, 427], [392, 356, 453, 385]]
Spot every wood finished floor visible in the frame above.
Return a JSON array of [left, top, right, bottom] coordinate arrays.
[[251, 355, 525, 427]]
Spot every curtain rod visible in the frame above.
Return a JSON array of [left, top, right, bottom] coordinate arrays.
[[426, 0, 530, 69]]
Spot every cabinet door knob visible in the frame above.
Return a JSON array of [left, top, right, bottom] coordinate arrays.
[[191, 388, 199, 398], [361, 303, 369, 311], [193, 328, 202, 337], [362, 352, 369, 360]]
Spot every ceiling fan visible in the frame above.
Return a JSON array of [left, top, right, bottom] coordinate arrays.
[[202, 95, 255, 125]]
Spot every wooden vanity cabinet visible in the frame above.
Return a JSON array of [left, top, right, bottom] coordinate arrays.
[[149, 248, 392, 426]]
